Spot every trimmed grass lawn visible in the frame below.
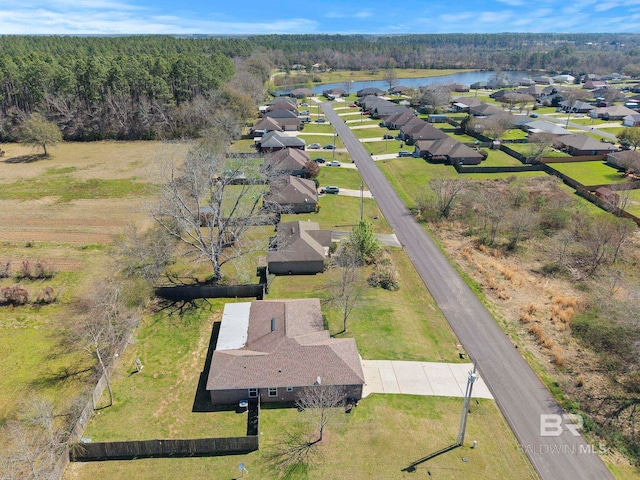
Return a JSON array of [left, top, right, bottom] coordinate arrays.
[[352, 127, 395, 139], [314, 68, 476, 84], [317, 165, 365, 189], [624, 189, 640, 216], [283, 195, 391, 234], [482, 149, 525, 167], [297, 135, 344, 149], [362, 140, 405, 156], [548, 161, 628, 186], [501, 129, 528, 141], [345, 119, 379, 126], [300, 123, 335, 134], [65, 395, 536, 480], [377, 158, 547, 208]]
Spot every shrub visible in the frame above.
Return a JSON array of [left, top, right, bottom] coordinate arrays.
[[0, 260, 10, 278], [18, 260, 32, 279], [368, 257, 400, 291], [0, 285, 29, 306], [35, 286, 57, 304], [33, 260, 54, 279]]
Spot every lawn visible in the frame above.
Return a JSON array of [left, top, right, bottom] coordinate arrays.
[[501, 129, 528, 141], [351, 127, 395, 139], [313, 68, 476, 84], [622, 188, 640, 216], [299, 123, 335, 134], [482, 149, 525, 167], [345, 118, 380, 126], [282, 195, 391, 234], [549, 161, 629, 186], [65, 395, 535, 480], [362, 139, 405, 156], [298, 135, 344, 149], [317, 164, 365, 190]]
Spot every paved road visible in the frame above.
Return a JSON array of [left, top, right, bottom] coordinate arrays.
[[322, 103, 614, 480]]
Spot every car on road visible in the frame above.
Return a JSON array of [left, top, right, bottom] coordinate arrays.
[[323, 144, 335, 149], [383, 134, 394, 139], [308, 143, 321, 149], [316, 118, 326, 123], [313, 157, 326, 163], [321, 186, 340, 194], [398, 150, 412, 157], [327, 161, 341, 167]]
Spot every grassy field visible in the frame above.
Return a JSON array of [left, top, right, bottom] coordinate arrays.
[[0, 141, 186, 436], [549, 161, 629, 186], [351, 127, 394, 139], [483, 149, 526, 166], [625, 189, 640, 216], [362, 139, 405, 156], [297, 135, 344, 149]]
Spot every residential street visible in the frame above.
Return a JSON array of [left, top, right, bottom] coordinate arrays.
[[321, 102, 614, 480]]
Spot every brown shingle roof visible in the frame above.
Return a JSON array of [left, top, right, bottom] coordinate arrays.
[[207, 299, 364, 390], [267, 221, 330, 264], [264, 176, 317, 206]]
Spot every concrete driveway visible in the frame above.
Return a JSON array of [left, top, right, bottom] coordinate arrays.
[[361, 360, 493, 399]]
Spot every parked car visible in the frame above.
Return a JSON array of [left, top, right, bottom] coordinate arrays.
[[323, 186, 340, 194], [323, 144, 335, 149], [349, 104, 358, 108], [308, 143, 321, 149], [383, 134, 394, 139], [313, 157, 326, 163], [299, 110, 310, 115], [398, 150, 412, 157], [529, 113, 538, 118], [300, 102, 309, 107], [316, 118, 326, 123], [327, 161, 341, 167]]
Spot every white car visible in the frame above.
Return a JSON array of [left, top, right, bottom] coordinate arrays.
[[327, 161, 341, 167], [308, 143, 321, 149]]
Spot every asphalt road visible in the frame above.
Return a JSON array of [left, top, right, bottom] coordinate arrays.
[[322, 103, 614, 480]]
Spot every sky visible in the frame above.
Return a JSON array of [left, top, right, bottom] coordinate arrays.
[[1, 0, 639, 35]]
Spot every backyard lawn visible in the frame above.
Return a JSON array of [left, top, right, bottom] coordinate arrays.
[[548, 161, 628, 186], [482, 149, 526, 167], [317, 164, 365, 189]]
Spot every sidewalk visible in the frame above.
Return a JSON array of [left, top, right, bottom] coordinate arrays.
[[361, 360, 493, 399]]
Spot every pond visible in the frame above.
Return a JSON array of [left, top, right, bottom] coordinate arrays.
[[275, 70, 530, 96]]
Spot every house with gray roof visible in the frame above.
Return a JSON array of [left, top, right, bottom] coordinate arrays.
[[469, 103, 502, 117], [251, 117, 284, 137], [623, 114, 640, 127], [267, 221, 331, 275], [206, 298, 365, 405], [258, 131, 306, 153], [554, 134, 618, 156], [522, 120, 571, 136], [402, 122, 448, 145], [357, 87, 385, 97], [289, 88, 314, 98], [415, 137, 483, 165], [263, 176, 318, 213], [380, 110, 419, 129], [593, 105, 638, 121]]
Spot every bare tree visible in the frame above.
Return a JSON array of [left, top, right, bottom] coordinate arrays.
[[0, 397, 68, 479], [429, 178, 466, 218], [419, 85, 451, 112], [266, 385, 346, 478], [296, 385, 347, 444], [117, 224, 177, 281], [150, 142, 270, 282], [329, 248, 365, 335], [67, 280, 138, 408], [383, 68, 399, 90], [505, 206, 538, 250], [528, 132, 557, 162]]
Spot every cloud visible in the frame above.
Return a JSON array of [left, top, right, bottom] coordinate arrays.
[[325, 10, 372, 19]]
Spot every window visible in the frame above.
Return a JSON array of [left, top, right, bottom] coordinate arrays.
[[286, 386, 293, 392], [268, 387, 278, 397], [248, 388, 258, 398]]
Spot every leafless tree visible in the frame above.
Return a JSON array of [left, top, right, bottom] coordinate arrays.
[[478, 112, 515, 140], [429, 178, 467, 218], [0, 397, 68, 479], [419, 84, 451, 111], [266, 385, 346, 478], [505, 206, 538, 250], [67, 280, 138, 408], [296, 385, 347, 443], [383, 68, 399, 90], [117, 224, 177, 281], [150, 142, 271, 282], [329, 248, 365, 335], [528, 132, 557, 161]]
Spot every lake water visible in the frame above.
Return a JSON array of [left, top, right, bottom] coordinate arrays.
[[276, 71, 528, 96]]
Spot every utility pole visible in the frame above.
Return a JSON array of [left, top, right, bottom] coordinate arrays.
[[456, 363, 478, 446], [333, 131, 337, 160], [360, 184, 364, 221]]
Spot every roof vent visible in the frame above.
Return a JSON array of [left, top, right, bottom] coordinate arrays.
[[271, 317, 276, 332]]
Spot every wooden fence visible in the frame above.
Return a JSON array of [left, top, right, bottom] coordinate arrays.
[[156, 284, 266, 301], [540, 155, 606, 163], [70, 436, 259, 462]]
